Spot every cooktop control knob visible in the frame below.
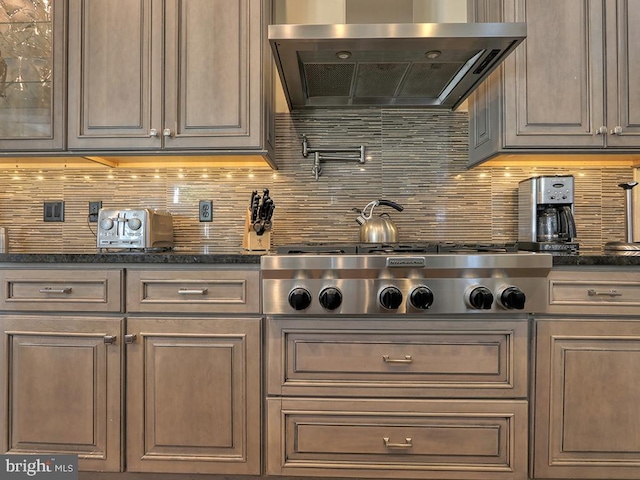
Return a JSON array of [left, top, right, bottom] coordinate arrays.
[[499, 286, 526, 310], [409, 285, 434, 310], [99, 217, 114, 230], [288, 288, 312, 311], [379, 286, 403, 310], [319, 287, 342, 311], [128, 217, 142, 230], [467, 286, 494, 310]]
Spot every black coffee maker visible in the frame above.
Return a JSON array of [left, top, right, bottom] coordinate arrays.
[[518, 175, 579, 254]]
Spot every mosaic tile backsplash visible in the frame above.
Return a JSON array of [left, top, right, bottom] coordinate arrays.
[[0, 109, 634, 254]]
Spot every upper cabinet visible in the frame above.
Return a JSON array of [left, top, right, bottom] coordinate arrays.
[[68, 0, 274, 160], [0, 0, 66, 151], [468, 0, 640, 166]]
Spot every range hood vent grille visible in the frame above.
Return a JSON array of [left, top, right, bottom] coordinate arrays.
[[269, 22, 526, 110], [305, 63, 355, 97]]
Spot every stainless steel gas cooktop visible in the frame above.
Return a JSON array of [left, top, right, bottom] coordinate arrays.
[[262, 242, 552, 316]]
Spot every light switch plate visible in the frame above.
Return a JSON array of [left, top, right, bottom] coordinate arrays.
[[44, 201, 65, 222]]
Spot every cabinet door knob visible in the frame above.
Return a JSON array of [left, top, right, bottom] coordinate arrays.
[[124, 334, 137, 344], [163, 128, 172, 137], [103, 335, 116, 345], [610, 126, 623, 135], [596, 126, 607, 135], [149, 128, 159, 137]]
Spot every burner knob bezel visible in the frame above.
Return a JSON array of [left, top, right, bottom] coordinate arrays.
[[409, 285, 434, 310], [288, 287, 312, 311], [379, 285, 403, 310], [466, 285, 494, 310], [319, 287, 343, 311], [498, 285, 527, 310]]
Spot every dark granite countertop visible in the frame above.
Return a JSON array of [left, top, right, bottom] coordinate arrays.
[[552, 254, 640, 266], [0, 252, 263, 264], [0, 253, 639, 266]]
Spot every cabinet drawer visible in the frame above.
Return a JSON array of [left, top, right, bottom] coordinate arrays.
[[126, 268, 260, 314], [548, 269, 640, 314], [267, 318, 528, 398], [0, 269, 123, 312], [267, 397, 527, 480]]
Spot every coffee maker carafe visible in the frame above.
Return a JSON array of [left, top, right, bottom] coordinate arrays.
[[518, 175, 579, 254]]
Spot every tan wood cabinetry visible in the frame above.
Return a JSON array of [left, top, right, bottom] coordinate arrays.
[[547, 267, 640, 315], [0, 267, 124, 472], [268, 397, 528, 480], [126, 268, 260, 314], [67, 0, 274, 160], [266, 317, 530, 480], [468, 0, 640, 166], [125, 316, 261, 475], [533, 319, 640, 479], [0, 316, 123, 471], [0, 265, 261, 476], [0, 0, 66, 151], [124, 266, 261, 475], [0, 268, 123, 312], [532, 266, 640, 479]]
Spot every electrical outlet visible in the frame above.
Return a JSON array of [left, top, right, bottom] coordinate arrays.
[[89, 201, 102, 222], [43, 201, 65, 222], [199, 200, 213, 222]]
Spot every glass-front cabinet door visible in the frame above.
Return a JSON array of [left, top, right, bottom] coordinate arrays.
[[0, 0, 65, 151]]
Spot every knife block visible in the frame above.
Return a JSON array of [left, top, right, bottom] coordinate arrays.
[[243, 208, 271, 252]]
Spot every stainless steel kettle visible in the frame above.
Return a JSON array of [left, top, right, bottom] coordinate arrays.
[[355, 200, 404, 243]]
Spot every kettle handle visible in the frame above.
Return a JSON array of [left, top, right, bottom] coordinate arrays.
[[378, 199, 404, 212]]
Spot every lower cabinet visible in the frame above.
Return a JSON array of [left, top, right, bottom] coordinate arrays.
[[0, 315, 123, 472], [267, 397, 528, 480], [266, 317, 530, 480], [125, 316, 261, 475], [0, 265, 262, 476], [533, 318, 640, 479], [0, 314, 261, 475], [123, 266, 262, 474]]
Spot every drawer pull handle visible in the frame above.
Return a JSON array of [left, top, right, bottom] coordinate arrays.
[[178, 288, 208, 295], [383, 437, 413, 449], [39, 287, 72, 294], [587, 289, 622, 297], [382, 355, 412, 364]]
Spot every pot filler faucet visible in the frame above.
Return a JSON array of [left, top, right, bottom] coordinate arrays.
[[301, 134, 365, 180]]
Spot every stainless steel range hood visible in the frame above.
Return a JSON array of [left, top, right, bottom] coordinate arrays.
[[269, 22, 526, 110]]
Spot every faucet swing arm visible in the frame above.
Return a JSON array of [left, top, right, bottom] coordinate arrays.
[[301, 134, 366, 180]]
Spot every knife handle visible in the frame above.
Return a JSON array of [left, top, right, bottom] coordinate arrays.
[[251, 196, 260, 222]]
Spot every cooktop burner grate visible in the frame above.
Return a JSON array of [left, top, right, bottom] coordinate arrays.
[[437, 241, 519, 253], [275, 242, 518, 254], [275, 243, 359, 254], [356, 243, 440, 254]]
